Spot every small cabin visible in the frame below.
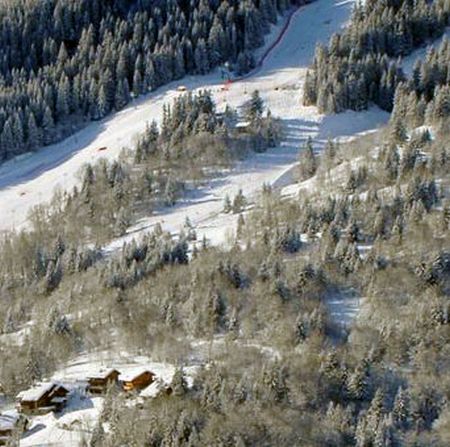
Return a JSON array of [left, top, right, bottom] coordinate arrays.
[[0, 411, 28, 445], [140, 378, 173, 400], [177, 85, 188, 93], [87, 369, 120, 395], [16, 382, 70, 415], [121, 370, 155, 392], [234, 121, 251, 134]]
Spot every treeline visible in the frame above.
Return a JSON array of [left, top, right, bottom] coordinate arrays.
[[303, 0, 450, 113], [0, 0, 298, 162]]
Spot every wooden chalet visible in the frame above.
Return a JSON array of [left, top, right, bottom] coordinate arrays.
[[120, 369, 155, 392], [140, 378, 173, 400], [0, 411, 27, 445], [87, 369, 120, 395], [16, 382, 70, 415], [234, 121, 251, 133]]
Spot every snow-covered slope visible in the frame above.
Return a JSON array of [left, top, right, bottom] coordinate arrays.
[[19, 351, 199, 447], [2, 4, 393, 445], [0, 0, 388, 238], [401, 28, 450, 77]]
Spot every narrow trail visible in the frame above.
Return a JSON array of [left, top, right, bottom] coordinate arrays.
[[236, 5, 304, 81]]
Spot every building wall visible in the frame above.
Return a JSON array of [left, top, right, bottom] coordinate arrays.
[[124, 372, 154, 391]]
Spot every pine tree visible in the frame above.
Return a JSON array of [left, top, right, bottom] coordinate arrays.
[[232, 189, 246, 214], [98, 85, 109, 118], [90, 421, 105, 447], [390, 117, 407, 143], [303, 70, 317, 106], [299, 137, 318, 180], [115, 79, 130, 111], [366, 389, 385, 435], [115, 208, 130, 236], [392, 386, 410, 430], [27, 113, 42, 151], [44, 259, 63, 293], [171, 367, 188, 396], [347, 365, 369, 402], [25, 346, 43, 383], [245, 90, 264, 124], [41, 106, 55, 145], [194, 38, 210, 75]]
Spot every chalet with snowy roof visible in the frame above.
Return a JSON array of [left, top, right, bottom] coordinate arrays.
[[120, 369, 155, 392], [16, 382, 69, 415], [139, 377, 173, 400], [0, 411, 28, 445], [87, 368, 120, 395], [234, 121, 251, 133]]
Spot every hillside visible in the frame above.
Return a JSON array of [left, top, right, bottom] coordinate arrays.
[[0, 0, 302, 163], [0, 0, 374, 235], [0, 0, 449, 446]]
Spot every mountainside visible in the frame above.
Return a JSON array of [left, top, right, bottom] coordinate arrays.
[[0, 1, 449, 446], [303, 0, 450, 113], [0, 0, 300, 162]]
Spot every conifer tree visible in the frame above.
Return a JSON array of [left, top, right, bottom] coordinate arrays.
[[299, 137, 318, 180]]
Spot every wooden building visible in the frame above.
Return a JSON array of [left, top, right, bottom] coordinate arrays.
[[140, 378, 173, 400], [121, 369, 155, 392], [16, 382, 70, 415], [234, 121, 251, 133], [0, 411, 28, 445], [87, 369, 120, 395]]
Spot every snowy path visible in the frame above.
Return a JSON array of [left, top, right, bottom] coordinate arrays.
[[327, 289, 361, 330], [0, 0, 389, 238]]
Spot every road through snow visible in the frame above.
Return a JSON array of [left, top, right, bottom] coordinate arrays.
[[0, 0, 388, 240]]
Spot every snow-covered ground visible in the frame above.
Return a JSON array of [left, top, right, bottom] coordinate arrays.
[[19, 332, 289, 446], [0, 0, 388, 245], [326, 289, 361, 330], [0, 3, 400, 444], [20, 351, 199, 446]]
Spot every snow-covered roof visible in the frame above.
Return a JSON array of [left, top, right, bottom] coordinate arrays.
[[120, 368, 153, 382], [0, 411, 19, 430], [17, 382, 67, 402], [17, 383, 56, 402], [87, 368, 119, 380], [235, 121, 251, 129], [139, 378, 168, 398]]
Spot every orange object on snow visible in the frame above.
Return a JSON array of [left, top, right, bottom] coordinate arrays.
[[221, 79, 233, 91]]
